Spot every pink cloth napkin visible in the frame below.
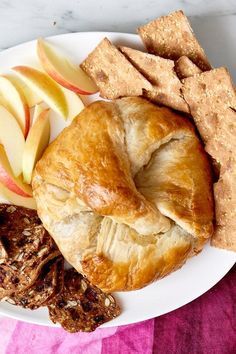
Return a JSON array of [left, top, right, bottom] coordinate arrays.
[[0, 266, 235, 354]]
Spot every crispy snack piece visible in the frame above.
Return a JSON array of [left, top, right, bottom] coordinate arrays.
[[0, 239, 8, 262], [182, 68, 236, 251], [138, 10, 211, 71], [8, 257, 64, 310], [182, 68, 236, 163], [81, 38, 152, 99], [175, 56, 202, 79], [0, 204, 60, 298], [120, 46, 189, 113], [48, 269, 120, 332], [213, 160, 236, 250]]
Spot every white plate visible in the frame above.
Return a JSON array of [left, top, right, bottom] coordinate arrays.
[[0, 32, 235, 328]]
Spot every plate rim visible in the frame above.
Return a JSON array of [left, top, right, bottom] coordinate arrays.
[[0, 31, 235, 329]]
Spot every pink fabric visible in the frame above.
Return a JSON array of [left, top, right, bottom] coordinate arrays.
[[0, 266, 235, 354]]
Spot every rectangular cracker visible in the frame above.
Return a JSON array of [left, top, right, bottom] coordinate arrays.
[[175, 56, 202, 79], [213, 160, 236, 250], [81, 38, 152, 99], [182, 68, 236, 161], [120, 46, 189, 113], [182, 68, 236, 251], [138, 10, 211, 71]]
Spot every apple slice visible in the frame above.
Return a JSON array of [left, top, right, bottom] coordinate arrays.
[[12, 66, 68, 120], [6, 74, 42, 108], [62, 87, 84, 120], [0, 145, 32, 197], [32, 103, 45, 124], [23, 108, 50, 184], [0, 181, 36, 209], [37, 38, 98, 95], [0, 76, 30, 137], [0, 105, 25, 177], [32, 82, 84, 121]]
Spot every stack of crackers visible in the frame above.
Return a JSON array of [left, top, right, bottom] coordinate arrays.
[[0, 204, 120, 332], [81, 10, 236, 252]]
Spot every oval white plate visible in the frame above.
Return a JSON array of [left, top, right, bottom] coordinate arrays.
[[0, 32, 235, 328]]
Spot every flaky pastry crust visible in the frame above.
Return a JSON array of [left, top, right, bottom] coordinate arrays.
[[33, 98, 214, 291]]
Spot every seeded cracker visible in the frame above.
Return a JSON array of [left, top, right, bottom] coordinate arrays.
[[8, 257, 64, 310], [48, 268, 121, 332], [120, 46, 189, 113], [81, 37, 152, 99], [175, 56, 202, 80], [0, 204, 60, 298], [138, 10, 211, 71]]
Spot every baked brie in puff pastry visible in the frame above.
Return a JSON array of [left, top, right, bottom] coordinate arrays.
[[32, 97, 214, 292]]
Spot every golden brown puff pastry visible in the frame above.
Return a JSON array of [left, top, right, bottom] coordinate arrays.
[[32, 97, 214, 292]]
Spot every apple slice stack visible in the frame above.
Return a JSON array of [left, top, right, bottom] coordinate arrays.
[[0, 39, 98, 209]]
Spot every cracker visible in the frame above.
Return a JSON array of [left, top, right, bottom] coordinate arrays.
[[138, 10, 211, 71], [120, 46, 189, 113], [182, 67, 236, 162], [175, 56, 202, 79], [8, 257, 64, 310], [48, 268, 120, 332], [81, 38, 152, 99], [0, 204, 60, 298], [182, 68, 236, 251], [0, 239, 7, 262], [213, 160, 236, 250]]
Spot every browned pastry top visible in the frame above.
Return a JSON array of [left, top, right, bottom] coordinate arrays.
[[33, 97, 214, 291]]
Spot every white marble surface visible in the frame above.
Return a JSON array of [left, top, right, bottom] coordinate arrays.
[[0, 0, 235, 50], [0, 1, 236, 77], [1, 0, 235, 79]]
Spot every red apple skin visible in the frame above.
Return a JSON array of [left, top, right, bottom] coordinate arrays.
[[12, 94, 30, 138], [23, 102, 30, 138], [37, 39, 97, 95], [11, 81, 31, 138], [0, 145, 32, 197], [0, 166, 32, 197], [0, 181, 36, 209], [13, 66, 68, 120]]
